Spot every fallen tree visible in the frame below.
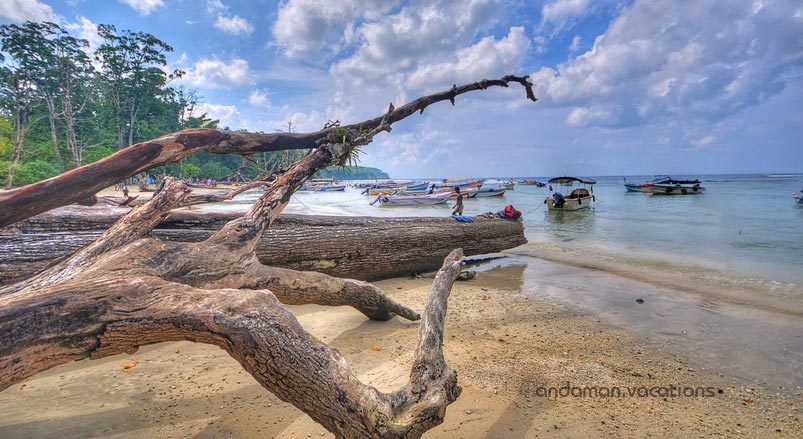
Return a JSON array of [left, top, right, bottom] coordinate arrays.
[[0, 75, 535, 438], [1, 209, 526, 285]]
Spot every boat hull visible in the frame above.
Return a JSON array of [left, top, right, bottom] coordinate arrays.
[[301, 185, 346, 191], [469, 189, 506, 198], [545, 196, 592, 211], [376, 193, 451, 206], [626, 184, 704, 195]]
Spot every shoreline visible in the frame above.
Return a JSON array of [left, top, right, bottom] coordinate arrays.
[[1, 264, 800, 438]]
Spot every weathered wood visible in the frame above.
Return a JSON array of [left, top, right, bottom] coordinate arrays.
[[0, 210, 526, 284], [0, 250, 464, 438], [0, 75, 536, 438], [0, 75, 535, 227]]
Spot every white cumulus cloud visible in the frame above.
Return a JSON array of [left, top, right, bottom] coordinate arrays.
[[330, 0, 504, 85], [542, 0, 590, 26], [248, 89, 271, 108], [531, 0, 803, 128], [196, 103, 242, 130], [185, 58, 254, 89], [118, 0, 164, 16], [214, 14, 254, 36], [407, 26, 531, 90], [272, 0, 403, 58], [0, 0, 59, 23]]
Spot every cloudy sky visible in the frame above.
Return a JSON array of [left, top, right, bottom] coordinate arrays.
[[2, 0, 802, 178]]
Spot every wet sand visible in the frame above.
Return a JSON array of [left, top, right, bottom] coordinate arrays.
[[1, 262, 800, 438]]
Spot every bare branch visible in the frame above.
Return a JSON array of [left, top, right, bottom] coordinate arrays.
[[0, 74, 536, 227]]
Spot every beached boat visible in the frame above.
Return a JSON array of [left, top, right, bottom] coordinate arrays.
[[624, 176, 704, 195], [545, 176, 595, 211], [403, 181, 430, 192], [794, 190, 803, 204], [370, 192, 451, 206], [365, 188, 397, 196], [519, 179, 546, 187], [300, 184, 346, 191]]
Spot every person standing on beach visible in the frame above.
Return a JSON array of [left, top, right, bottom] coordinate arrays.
[[452, 186, 464, 216]]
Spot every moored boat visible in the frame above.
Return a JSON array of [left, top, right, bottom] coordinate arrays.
[[469, 188, 506, 198], [371, 192, 451, 206], [544, 176, 595, 211], [519, 179, 546, 187], [794, 190, 803, 204], [624, 176, 704, 195], [470, 179, 507, 198]]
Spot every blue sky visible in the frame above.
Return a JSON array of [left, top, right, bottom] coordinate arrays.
[[2, 0, 802, 178]]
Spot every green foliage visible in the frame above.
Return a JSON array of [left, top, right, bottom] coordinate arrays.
[[82, 146, 114, 165], [315, 166, 389, 180], [182, 162, 201, 178], [200, 161, 233, 179], [0, 116, 11, 156], [14, 160, 60, 185], [0, 160, 9, 185], [0, 22, 303, 186]]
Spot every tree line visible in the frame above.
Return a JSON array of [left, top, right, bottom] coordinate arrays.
[[0, 21, 373, 189]]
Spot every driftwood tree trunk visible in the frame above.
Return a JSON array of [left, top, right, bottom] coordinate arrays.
[[0, 210, 526, 284], [0, 75, 536, 438]]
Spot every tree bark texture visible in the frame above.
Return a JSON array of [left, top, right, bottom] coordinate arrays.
[[0, 75, 536, 227], [1, 210, 525, 285], [0, 75, 537, 437]]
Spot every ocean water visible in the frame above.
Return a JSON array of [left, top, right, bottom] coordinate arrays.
[[205, 174, 803, 296], [202, 174, 803, 387]]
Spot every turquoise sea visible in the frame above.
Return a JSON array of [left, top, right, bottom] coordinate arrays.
[[206, 173, 803, 388], [213, 173, 803, 287]]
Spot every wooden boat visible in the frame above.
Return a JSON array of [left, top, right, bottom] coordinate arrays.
[[544, 176, 595, 211], [625, 176, 704, 195], [404, 181, 430, 192], [519, 179, 546, 187], [371, 192, 451, 206], [469, 188, 505, 198], [470, 179, 507, 198], [433, 176, 482, 190], [365, 188, 397, 196], [300, 180, 346, 191], [432, 186, 479, 198]]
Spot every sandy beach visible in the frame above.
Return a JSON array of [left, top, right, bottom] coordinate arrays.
[[0, 261, 800, 438]]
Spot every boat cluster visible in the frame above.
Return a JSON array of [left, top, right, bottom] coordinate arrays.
[[542, 175, 708, 212], [360, 177, 514, 206]]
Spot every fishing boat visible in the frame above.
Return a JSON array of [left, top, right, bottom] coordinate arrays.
[[469, 179, 507, 198], [403, 181, 431, 192], [519, 179, 546, 187], [299, 184, 346, 191], [432, 186, 480, 198], [433, 176, 482, 190], [370, 192, 451, 206], [544, 176, 596, 211], [624, 175, 704, 195], [365, 188, 397, 196], [794, 190, 803, 204], [300, 178, 346, 191], [469, 188, 506, 198]]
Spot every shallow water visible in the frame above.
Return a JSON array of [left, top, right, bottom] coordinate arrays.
[[480, 259, 803, 390], [205, 174, 803, 290], [198, 175, 803, 389]]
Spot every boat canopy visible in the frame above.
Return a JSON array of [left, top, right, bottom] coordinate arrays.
[[548, 176, 597, 185]]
